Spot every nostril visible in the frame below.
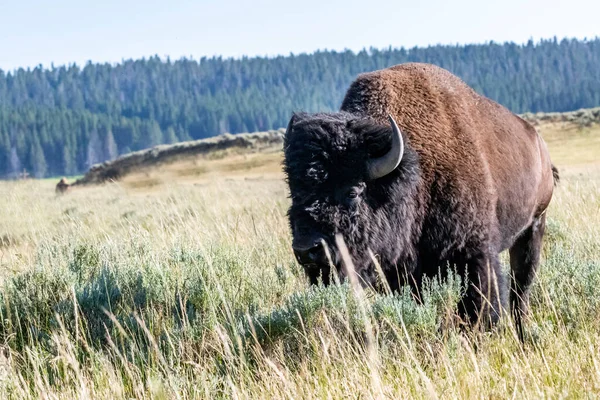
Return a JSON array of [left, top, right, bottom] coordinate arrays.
[[293, 242, 325, 264], [307, 246, 320, 262]]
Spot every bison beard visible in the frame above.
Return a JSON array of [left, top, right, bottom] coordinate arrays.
[[284, 63, 557, 336]]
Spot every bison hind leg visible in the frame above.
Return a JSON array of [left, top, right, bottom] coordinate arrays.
[[509, 213, 546, 341]]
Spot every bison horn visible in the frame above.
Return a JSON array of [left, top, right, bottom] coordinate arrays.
[[285, 114, 296, 135], [366, 115, 404, 180]]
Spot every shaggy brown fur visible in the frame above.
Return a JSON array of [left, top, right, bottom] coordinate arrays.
[[284, 63, 557, 335], [55, 178, 70, 194]]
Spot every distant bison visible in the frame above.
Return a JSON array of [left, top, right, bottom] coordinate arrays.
[[284, 63, 557, 333], [55, 177, 71, 194]]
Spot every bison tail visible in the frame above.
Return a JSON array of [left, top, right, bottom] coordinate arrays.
[[551, 164, 560, 186]]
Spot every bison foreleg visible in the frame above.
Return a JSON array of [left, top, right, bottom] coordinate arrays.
[[457, 253, 506, 329]]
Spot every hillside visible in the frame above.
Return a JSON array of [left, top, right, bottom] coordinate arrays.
[[1, 37, 600, 178], [60, 107, 600, 187], [70, 129, 284, 186]]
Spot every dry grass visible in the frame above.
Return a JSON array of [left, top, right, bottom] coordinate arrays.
[[541, 122, 600, 167], [0, 121, 598, 398]]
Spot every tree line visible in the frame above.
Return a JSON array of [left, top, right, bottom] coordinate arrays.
[[1, 37, 599, 178]]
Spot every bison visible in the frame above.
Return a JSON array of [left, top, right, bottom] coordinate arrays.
[[284, 63, 557, 334], [55, 177, 71, 194]]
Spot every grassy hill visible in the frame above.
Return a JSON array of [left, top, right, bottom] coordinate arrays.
[[0, 113, 598, 398], [65, 107, 600, 187], [70, 129, 285, 186]]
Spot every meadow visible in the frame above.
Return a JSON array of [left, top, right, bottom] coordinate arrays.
[[0, 122, 598, 399]]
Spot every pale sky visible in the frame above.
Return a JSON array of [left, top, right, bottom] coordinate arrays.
[[0, 0, 599, 71]]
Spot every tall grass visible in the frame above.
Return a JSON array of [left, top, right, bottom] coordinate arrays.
[[0, 159, 598, 398]]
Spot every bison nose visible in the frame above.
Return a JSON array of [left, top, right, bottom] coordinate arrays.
[[293, 241, 326, 265]]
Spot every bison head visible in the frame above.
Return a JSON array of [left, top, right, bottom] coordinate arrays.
[[284, 112, 418, 287]]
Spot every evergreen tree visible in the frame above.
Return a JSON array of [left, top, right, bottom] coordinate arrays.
[[29, 137, 47, 178], [104, 130, 118, 161], [9, 146, 21, 178], [163, 127, 178, 144], [0, 37, 599, 178], [62, 145, 75, 176], [86, 130, 102, 168]]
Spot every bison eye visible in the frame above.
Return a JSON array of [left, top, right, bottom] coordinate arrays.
[[342, 185, 364, 205]]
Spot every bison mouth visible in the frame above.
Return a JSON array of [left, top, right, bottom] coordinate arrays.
[[302, 262, 334, 286], [293, 236, 378, 287], [292, 236, 338, 285]]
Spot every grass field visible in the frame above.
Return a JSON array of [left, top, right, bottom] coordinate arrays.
[[0, 123, 598, 399]]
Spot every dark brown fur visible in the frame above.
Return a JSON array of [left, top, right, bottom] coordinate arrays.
[[55, 178, 70, 194], [284, 63, 557, 334]]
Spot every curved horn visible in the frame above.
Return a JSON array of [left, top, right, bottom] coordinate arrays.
[[285, 114, 295, 135], [366, 114, 404, 180]]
